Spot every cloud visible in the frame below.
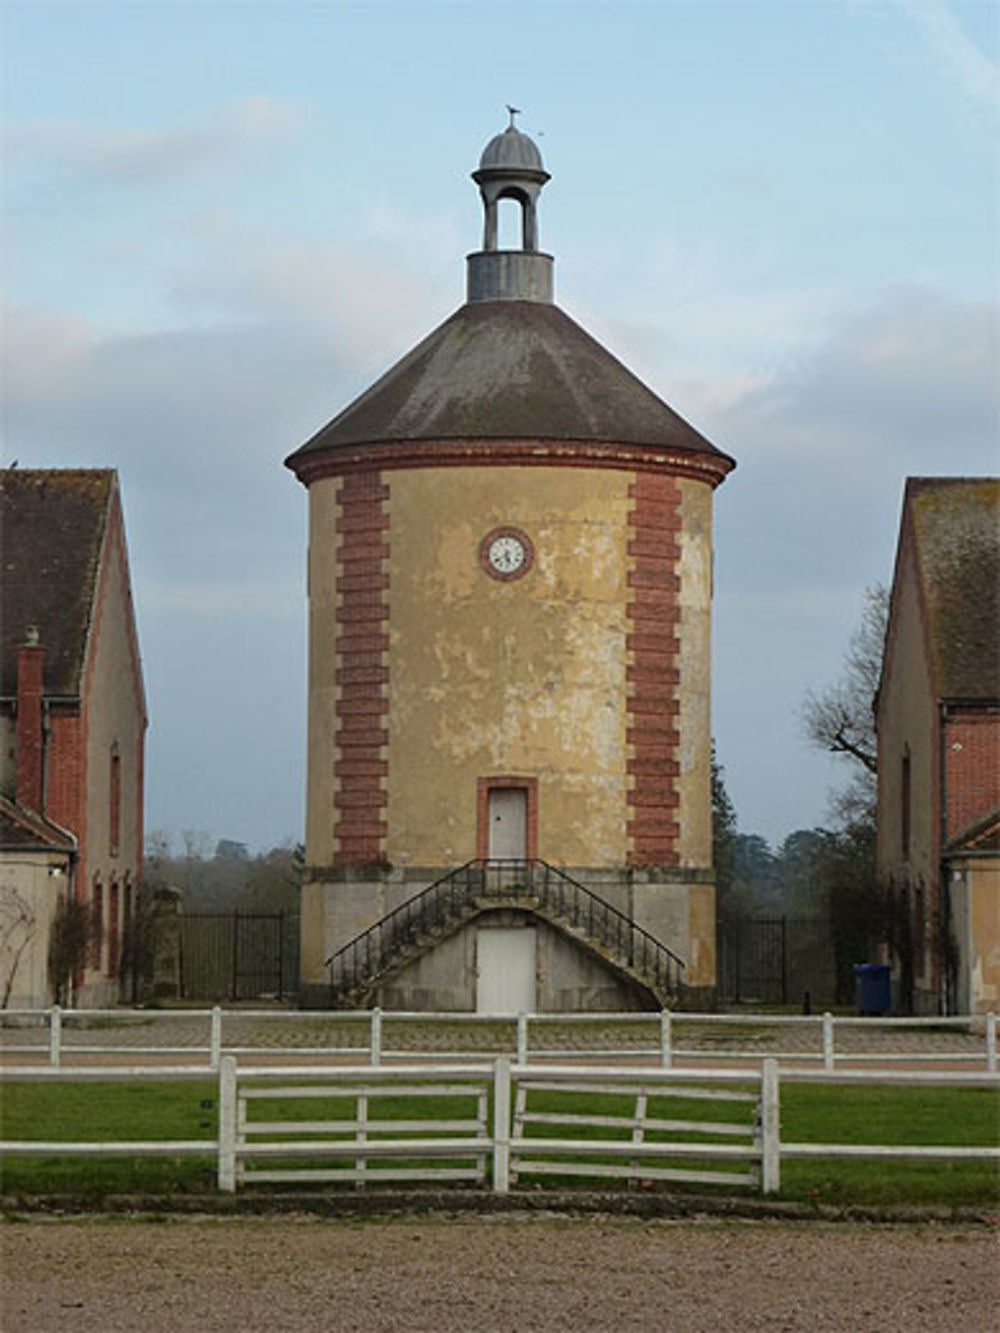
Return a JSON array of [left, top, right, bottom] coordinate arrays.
[[169, 221, 455, 375], [718, 285, 998, 471], [705, 282, 998, 839], [5, 97, 307, 188], [893, 0, 1000, 111]]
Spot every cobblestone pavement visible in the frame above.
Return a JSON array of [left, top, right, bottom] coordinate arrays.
[[0, 1009, 991, 1066]]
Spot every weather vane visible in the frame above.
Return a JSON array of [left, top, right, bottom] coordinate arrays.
[[506, 104, 521, 129]]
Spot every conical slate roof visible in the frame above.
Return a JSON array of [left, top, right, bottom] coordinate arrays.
[[286, 299, 733, 467]]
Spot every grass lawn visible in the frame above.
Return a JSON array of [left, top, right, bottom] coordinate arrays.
[[1, 1076, 997, 1206]]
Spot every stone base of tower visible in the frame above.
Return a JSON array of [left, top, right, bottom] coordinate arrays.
[[298, 865, 716, 1012]]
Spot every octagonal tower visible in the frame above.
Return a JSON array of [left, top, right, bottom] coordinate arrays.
[[286, 117, 735, 1011]]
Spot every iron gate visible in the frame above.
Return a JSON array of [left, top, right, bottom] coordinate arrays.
[[179, 912, 299, 1001], [717, 917, 836, 1009]]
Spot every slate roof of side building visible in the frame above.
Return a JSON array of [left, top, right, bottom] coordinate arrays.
[[0, 793, 76, 851], [904, 476, 1000, 701], [0, 469, 114, 698]]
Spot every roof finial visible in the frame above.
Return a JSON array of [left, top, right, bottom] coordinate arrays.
[[506, 104, 521, 129]]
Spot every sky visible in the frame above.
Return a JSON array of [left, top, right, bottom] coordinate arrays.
[[3, 0, 998, 855]]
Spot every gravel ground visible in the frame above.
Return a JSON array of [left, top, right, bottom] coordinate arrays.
[[1, 1215, 996, 1332]]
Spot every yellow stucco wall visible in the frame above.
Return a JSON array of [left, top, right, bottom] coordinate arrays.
[[305, 476, 343, 867], [676, 479, 714, 868], [303, 463, 720, 874], [0, 854, 68, 1008], [967, 858, 1000, 1014], [385, 465, 632, 866]]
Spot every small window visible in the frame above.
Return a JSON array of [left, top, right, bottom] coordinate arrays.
[[109, 743, 121, 857]]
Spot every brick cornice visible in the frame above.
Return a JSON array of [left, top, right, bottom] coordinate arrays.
[[289, 437, 733, 490]]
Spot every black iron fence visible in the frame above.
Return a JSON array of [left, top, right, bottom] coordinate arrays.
[[179, 912, 299, 1001], [717, 917, 836, 1009]]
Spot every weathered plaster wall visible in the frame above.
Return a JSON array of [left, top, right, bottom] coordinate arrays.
[[0, 855, 66, 1008], [76, 509, 146, 1005], [949, 858, 1000, 1015], [877, 531, 939, 994], [299, 460, 720, 1007], [305, 476, 342, 867], [676, 479, 714, 868], [385, 465, 631, 867], [966, 857, 1000, 1014], [375, 911, 648, 1013]]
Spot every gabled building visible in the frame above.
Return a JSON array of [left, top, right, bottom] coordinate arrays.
[[0, 469, 147, 1006], [286, 121, 735, 1011], [876, 477, 999, 1014]]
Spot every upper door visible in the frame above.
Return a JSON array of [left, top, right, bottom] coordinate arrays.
[[488, 787, 528, 859]]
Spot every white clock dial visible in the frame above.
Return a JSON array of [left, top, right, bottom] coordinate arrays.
[[488, 535, 526, 574]]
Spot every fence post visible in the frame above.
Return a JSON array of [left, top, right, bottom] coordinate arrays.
[[210, 1006, 223, 1071], [492, 1056, 511, 1195], [49, 1005, 61, 1068], [517, 1013, 528, 1064], [217, 1055, 237, 1193], [760, 1057, 780, 1195], [370, 1007, 382, 1066], [659, 1010, 673, 1068], [987, 1013, 997, 1073], [822, 1012, 835, 1071]]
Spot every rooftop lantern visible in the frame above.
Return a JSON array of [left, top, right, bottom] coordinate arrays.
[[467, 107, 554, 304]]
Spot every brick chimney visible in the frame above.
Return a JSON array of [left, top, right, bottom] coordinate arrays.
[[16, 628, 45, 814]]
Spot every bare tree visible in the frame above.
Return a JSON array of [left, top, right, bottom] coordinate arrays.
[[802, 584, 889, 798], [0, 885, 38, 1008], [48, 896, 95, 1006]]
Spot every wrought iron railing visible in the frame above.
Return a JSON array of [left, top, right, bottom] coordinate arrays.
[[325, 859, 686, 1005]]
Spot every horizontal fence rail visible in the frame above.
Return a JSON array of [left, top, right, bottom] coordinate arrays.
[[1, 1007, 996, 1072], [2, 1059, 997, 1196]]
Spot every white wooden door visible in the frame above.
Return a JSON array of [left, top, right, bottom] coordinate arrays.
[[488, 787, 527, 859], [476, 927, 537, 1014]]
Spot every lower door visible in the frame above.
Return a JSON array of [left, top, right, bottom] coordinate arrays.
[[476, 926, 537, 1014]]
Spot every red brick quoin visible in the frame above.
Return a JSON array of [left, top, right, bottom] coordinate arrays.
[[626, 473, 682, 867], [334, 471, 390, 864]]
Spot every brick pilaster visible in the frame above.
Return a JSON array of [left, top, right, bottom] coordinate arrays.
[[334, 471, 389, 862], [626, 474, 682, 866]]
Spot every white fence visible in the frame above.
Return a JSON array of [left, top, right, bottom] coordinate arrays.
[[1, 1007, 996, 1071], [2, 1058, 998, 1196]]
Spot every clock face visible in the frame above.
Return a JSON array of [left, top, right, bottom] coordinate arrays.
[[488, 534, 525, 574], [480, 526, 533, 582]]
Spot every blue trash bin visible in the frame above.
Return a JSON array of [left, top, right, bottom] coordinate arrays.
[[853, 963, 891, 1016]]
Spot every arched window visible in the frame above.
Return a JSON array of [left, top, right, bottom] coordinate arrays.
[[91, 877, 104, 972], [107, 880, 120, 980]]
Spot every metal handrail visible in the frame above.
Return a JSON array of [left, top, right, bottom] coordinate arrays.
[[326, 859, 686, 1003]]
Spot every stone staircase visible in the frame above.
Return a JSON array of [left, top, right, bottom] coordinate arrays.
[[325, 859, 685, 1008]]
